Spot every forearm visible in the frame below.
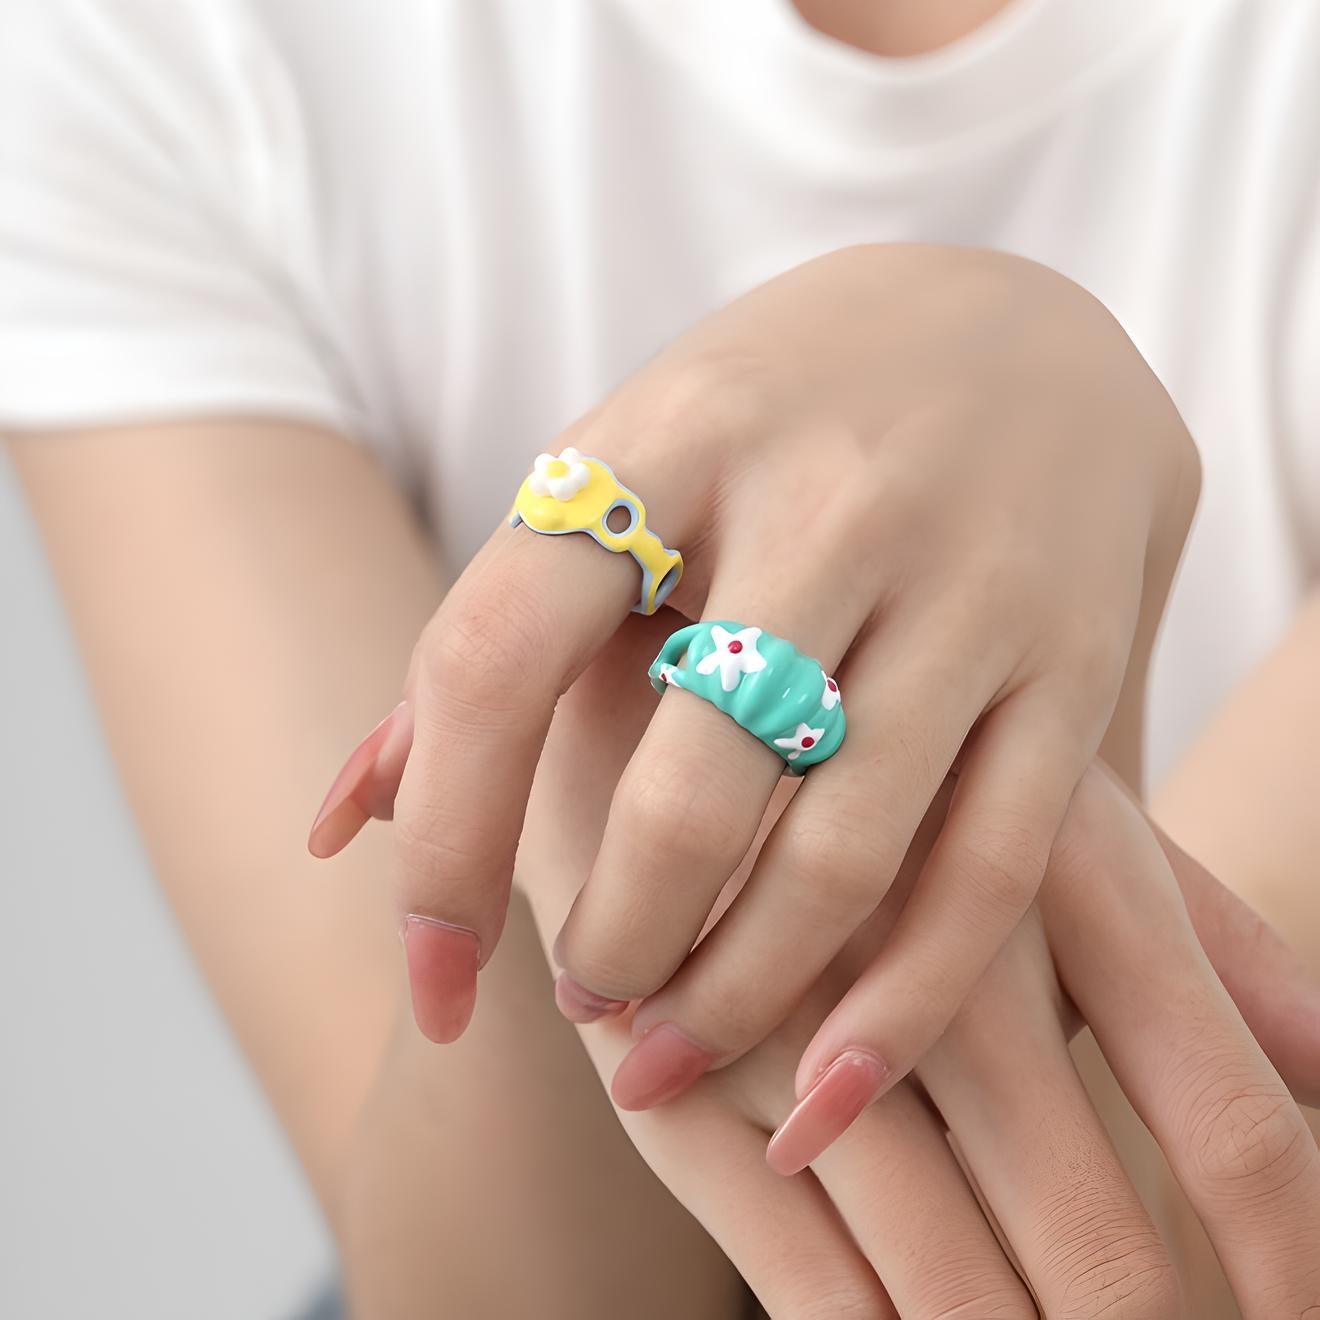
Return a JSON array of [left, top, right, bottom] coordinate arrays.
[[7, 420, 439, 1218], [1152, 589, 1320, 974], [8, 421, 734, 1316]]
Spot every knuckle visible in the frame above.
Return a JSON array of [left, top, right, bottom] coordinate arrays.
[[971, 543, 1049, 615], [1160, 1026, 1317, 1206], [1064, 1254, 1182, 1320], [1184, 1079, 1312, 1203], [1033, 1182, 1179, 1319], [637, 348, 771, 448], [422, 575, 558, 713]]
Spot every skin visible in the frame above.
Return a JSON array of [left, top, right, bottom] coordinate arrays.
[[5, 8, 1314, 1314], [1136, 596, 1320, 1317], [11, 420, 1320, 1316], [790, 0, 1017, 57], [6, 423, 742, 1319], [328, 245, 1200, 1144], [509, 611, 1320, 1316]]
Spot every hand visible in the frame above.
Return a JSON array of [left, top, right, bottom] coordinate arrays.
[[519, 618, 1320, 1318], [309, 243, 1199, 1074]]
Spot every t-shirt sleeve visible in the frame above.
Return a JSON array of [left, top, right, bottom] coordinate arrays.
[[0, 0, 369, 440]]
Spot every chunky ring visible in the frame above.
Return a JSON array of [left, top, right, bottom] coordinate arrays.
[[648, 621, 845, 774], [508, 447, 683, 615]]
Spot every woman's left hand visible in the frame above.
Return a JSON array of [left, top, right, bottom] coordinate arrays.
[[312, 242, 1200, 1104]]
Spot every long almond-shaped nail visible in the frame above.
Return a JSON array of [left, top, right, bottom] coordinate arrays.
[[307, 700, 412, 858], [401, 915, 480, 1044], [554, 974, 628, 1024], [766, 1049, 889, 1176], [610, 1023, 715, 1110]]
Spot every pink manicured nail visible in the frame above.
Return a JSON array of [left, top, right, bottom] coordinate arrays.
[[610, 1024, 715, 1110], [766, 1049, 889, 1176], [401, 915, 481, 1044], [554, 974, 628, 1024], [307, 700, 412, 858]]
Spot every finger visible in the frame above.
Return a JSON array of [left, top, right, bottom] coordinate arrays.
[[305, 638, 433, 858], [509, 610, 900, 1313], [635, 1096, 897, 1320], [1154, 815, 1320, 1106], [1043, 769, 1320, 1317], [392, 447, 687, 1042], [619, 634, 993, 1094], [919, 918, 1181, 1319], [1087, 766, 1320, 1104], [795, 1081, 1038, 1318], [306, 697, 414, 857], [555, 554, 870, 1022], [785, 686, 1089, 1156]]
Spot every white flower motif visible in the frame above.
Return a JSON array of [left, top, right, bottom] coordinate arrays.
[[820, 670, 842, 711], [529, 446, 591, 501], [774, 722, 825, 761], [657, 663, 680, 685], [695, 625, 767, 692]]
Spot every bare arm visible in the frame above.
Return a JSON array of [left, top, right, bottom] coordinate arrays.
[[8, 420, 419, 1207], [1153, 589, 1320, 939], [6, 421, 735, 1318]]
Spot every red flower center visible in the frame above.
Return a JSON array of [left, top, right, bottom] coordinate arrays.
[[801, 735, 816, 749], [728, 639, 743, 654], [826, 678, 837, 691]]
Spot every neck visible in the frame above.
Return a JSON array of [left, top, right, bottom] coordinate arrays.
[[788, 0, 1018, 56]]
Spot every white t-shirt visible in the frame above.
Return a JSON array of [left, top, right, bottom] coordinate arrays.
[[2, 0, 1317, 784]]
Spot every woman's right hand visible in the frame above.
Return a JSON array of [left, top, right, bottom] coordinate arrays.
[[309, 242, 1199, 1066], [516, 614, 1320, 1318]]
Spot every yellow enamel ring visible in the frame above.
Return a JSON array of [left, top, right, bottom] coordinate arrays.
[[508, 447, 683, 615]]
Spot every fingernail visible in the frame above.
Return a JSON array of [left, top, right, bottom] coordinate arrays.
[[610, 1023, 715, 1110], [554, 973, 628, 1024], [307, 701, 411, 858], [766, 1049, 889, 1176], [401, 914, 481, 1044]]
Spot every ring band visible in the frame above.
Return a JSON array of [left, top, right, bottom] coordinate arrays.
[[509, 447, 683, 615], [648, 621, 845, 774]]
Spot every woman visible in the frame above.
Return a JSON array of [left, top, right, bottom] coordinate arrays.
[[3, 0, 1318, 1314]]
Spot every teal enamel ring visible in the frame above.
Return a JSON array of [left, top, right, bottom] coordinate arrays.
[[647, 621, 845, 774]]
